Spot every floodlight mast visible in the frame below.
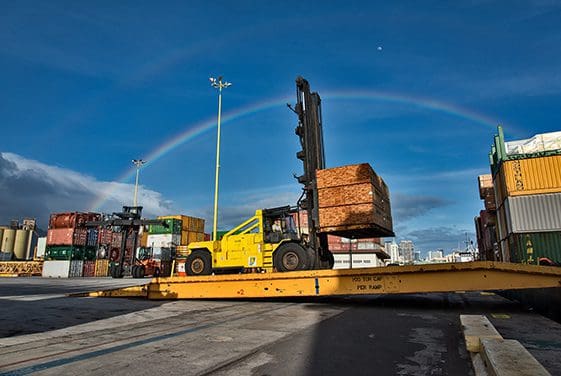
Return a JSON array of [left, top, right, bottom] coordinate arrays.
[[132, 159, 146, 207], [209, 76, 232, 241]]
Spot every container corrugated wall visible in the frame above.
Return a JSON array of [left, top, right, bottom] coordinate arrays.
[[504, 193, 561, 233], [501, 155, 561, 196], [507, 232, 561, 264]]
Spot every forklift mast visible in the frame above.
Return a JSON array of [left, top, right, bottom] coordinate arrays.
[[293, 77, 329, 260]]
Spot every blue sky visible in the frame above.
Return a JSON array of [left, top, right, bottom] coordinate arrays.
[[1, 1, 561, 255]]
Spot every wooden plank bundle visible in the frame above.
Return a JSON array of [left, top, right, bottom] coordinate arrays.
[[316, 163, 394, 238]]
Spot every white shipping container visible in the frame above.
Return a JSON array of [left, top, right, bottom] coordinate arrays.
[[36, 237, 47, 258], [146, 234, 181, 248], [333, 253, 379, 269], [504, 193, 561, 234], [69, 260, 84, 277], [42, 260, 71, 278]]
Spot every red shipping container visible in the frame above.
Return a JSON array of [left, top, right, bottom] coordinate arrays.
[[49, 212, 101, 229], [204, 233, 211, 241], [47, 228, 87, 246], [111, 233, 123, 248], [98, 228, 113, 245], [82, 261, 96, 277]]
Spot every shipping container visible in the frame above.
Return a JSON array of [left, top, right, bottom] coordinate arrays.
[[149, 218, 182, 234], [146, 234, 181, 248], [69, 260, 84, 277], [36, 237, 47, 258], [47, 228, 87, 246], [98, 228, 113, 245], [503, 193, 561, 234], [45, 245, 84, 260], [506, 232, 561, 264], [95, 259, 110, 277], [86, 228, 98, 247], [333, 253, 379, 269], [49, 212, 101, 229], [42, 260, 71, 278], [497, 155, 561, 198], [82, 260, 96, 277]]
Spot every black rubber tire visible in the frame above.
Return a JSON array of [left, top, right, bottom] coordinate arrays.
[[307, 248, 318, 270], [185, 250, 212, 276], [153, 268, 160, 278], [324, 251, 335, 269], [110, 264, 124, 279], [274, 243, 310, 272], [131, 265, 138, 278], [137, 265, 145, 278]]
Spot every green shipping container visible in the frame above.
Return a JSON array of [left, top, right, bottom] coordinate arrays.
[[508, 232, 561, 264], [148, 219, 182, 234], [83, 246, 97, 261], [45, 245, 84, 260]]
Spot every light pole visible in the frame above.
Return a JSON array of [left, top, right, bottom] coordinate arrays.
[[209, 76, 232, 241], [132, 159, 146, 207]]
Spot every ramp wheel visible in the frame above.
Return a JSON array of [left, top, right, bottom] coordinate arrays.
[[186, 250, 212, 276], [274, 243, 309, 272]]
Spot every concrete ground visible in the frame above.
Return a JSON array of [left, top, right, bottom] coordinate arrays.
[[0, 278, 560, 375]]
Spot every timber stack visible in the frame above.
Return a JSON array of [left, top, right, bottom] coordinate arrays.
[[316, 163, 394, 238]]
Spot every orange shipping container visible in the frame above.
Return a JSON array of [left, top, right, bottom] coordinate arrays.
[[47, 228, 87, 246], [499, 155, 561, 197]]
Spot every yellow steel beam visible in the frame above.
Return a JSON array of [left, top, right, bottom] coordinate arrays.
[[68, 285, 148, 298], [146, 261, 561, 300], [0, 261, 43, 276]]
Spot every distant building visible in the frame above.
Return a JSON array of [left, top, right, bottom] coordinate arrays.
[[385, 240, 399, 263], [428, 249, 444, 261], [413, 251, 421, 262], [399, 240, 414, 264]]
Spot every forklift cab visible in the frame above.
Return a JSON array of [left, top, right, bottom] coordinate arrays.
[[262, 206, 300, 243]]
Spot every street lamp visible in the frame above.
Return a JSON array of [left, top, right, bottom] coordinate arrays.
[[132, 159, 146, 207], [209, 76, 232, 241]]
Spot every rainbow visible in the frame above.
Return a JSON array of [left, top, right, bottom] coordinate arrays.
[[89, 90, 503, 211]]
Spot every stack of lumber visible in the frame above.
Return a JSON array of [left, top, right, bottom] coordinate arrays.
[[316, 163, 394, 238]]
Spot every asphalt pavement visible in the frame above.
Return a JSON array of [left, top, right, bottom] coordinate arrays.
[[0, 278, 560, 375]]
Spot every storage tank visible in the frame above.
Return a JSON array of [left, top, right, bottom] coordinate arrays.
[[2, 229, 16, 252], [14, 229, 30, 259]]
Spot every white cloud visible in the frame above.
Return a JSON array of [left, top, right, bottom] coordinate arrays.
[[0, 152, 174, 228]]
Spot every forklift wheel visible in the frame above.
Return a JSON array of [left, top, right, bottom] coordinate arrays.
[[274, 243, 309, 272], [110, 264, 124, 279], [137, 265, 145, 278], [131, 265, 138, 278], [186, 250, 212, 276]]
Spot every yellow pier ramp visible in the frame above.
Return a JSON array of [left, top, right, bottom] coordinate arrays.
[[85, 261, 561, 300]]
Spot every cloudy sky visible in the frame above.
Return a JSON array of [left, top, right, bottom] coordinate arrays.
[[2, 1, 561, 255]]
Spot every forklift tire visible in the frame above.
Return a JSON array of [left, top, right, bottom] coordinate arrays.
[[131, 265, 138, 278], [110, 264, 124, 279], [186, 250, 212, 276], [137, 265, 145, 278], [274, 243, 309, 272], [322, 251, 335, 269], [154, 268, 160, 278], [307, 248, 318, 270]]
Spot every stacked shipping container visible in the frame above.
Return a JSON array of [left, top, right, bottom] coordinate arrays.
[[474, 174, 498, 261], [43, 212, 102, 278], [488, 127, 561, 264]]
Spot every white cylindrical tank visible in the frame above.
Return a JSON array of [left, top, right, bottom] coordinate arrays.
[[2, 229, 16, 253], [14, 229, 30, 259]]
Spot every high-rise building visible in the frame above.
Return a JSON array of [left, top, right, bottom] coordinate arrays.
[[385, 240, 399, 263], [398, 240, 414, 263], [428, 249, 444, 261]]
